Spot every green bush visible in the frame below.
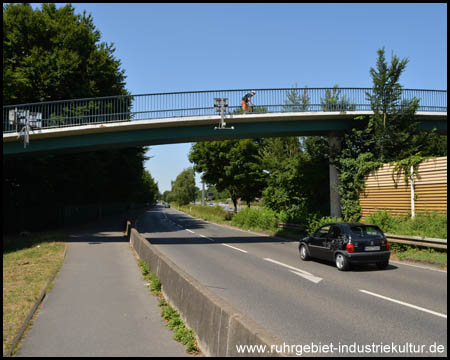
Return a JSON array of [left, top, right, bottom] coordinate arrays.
[[306, 215, 343, 235], [365, 210, 396, 229], [367, 210, 447, 239], [177, 204, 231, 222], [160, 300, 199, 354], [231, 207, 280, 231], [280, 204, 312, 225]]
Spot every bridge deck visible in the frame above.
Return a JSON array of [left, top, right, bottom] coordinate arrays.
[[3, 87, 447, 155], [3, 111, 446, 155]]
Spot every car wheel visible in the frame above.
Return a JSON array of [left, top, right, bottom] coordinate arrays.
[[376, 261, 389, 270], [335, 253, 350, 271], [299, 244, 311, 261]]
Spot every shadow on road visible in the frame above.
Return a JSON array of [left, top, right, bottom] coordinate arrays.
[[308, 257, 398, 272], [144, 234, 297, 245], [139, 207, 302, 244]]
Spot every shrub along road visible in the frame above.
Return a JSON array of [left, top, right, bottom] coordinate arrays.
[[137, 204, 447, 357]]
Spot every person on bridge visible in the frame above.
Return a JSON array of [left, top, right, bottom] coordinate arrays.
[[240, 90, 256, 114]]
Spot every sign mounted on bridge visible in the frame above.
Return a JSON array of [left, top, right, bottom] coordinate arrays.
[[9, 108, 42, 148], [213, 98, 234, 130]]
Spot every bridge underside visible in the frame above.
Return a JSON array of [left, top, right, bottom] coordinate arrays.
[[3, 112, 446, 156]]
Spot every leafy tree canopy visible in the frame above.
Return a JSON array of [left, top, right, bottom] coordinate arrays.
[[171, 168, 197, 206], [3, 3, 128, 104], [3, 4, 157, 233], [189, 139, 266, 211], [334, 47, 446, 221]]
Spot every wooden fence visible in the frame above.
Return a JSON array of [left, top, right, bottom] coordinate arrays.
[[360, 156, 447, 220]]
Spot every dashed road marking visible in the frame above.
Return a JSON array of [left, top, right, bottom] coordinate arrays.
[[264, 258, 323, 284], [199, 234, 215, 242], [222, 244, 248, 254], [359, 289, 447, 319]]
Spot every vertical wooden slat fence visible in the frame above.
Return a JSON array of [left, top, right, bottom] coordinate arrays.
[[360, 156, 447, 220]]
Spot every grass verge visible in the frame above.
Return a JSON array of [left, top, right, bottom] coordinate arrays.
[[137, 259, 199, 355], [3, 231, 66, 356], [389, 243, 447, 269], [175, 204, 233, 224]]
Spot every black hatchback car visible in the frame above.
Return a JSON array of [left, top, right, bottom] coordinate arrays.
[[299, 223, 390, 271]]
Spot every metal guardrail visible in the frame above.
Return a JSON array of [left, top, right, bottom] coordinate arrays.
[[385, 233, 447, 250], [3, 88, 447, 133], [279, 223, 447, 249], [279, 223, 305, 231]]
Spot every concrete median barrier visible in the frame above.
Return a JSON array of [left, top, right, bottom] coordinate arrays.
[[129, 228, 284, 357]]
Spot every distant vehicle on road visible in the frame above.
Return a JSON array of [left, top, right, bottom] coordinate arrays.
[[299, 223, 390, 271]]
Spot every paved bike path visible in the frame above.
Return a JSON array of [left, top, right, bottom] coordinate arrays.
[[16, 216, 191, 357]]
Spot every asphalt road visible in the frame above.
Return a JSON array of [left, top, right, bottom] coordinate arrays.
[[137, 205, 447, 357]]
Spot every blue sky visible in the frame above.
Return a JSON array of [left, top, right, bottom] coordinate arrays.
[[33, 3, 447, 193]]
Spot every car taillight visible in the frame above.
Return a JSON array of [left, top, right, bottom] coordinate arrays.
[[345, 242, 355, 253], [386, 241, 390, 251]]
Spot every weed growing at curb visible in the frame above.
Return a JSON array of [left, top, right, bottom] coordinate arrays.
[[137, 259, 199, 355], [160, 299, 198, 353]]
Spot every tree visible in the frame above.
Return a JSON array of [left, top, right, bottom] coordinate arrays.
[[260, 136, 330, 223], [365, 48, 416, 162], [189, 141, 235, 205], [3, 3, 127, 104], [320, 85, 356, 111], [283, 84, 310, 112], [3, 4, 154, 233], [189, 140, 266, 212], [333, 47, 447, 221], [171, 168, 197, 206], [205, 185, 230, 201], [226, 139, 266, 207], [140, 169, 159, 204], [259, 86, 331, 223], [162, 190, 172, 203]]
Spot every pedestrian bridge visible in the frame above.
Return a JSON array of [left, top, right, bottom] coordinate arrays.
[[3, 88, 447, 155]]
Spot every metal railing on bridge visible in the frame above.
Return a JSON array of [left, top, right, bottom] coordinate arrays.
[[3, 88, 447, 133]]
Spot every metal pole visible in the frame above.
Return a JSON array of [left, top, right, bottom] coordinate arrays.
[[329, 132, 342, 218], [410, 165, 415, 219], [201, 179, 205, 207]]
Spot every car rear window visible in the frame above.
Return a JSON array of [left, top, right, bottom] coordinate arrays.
[[350, 226, 384, 240]]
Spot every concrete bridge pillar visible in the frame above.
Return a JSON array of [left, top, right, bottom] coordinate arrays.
[[329, 133, 342, 218]]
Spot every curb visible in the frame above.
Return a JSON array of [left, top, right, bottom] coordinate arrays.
[[129, 227, 286, 357], [4, 244, 68, 357]]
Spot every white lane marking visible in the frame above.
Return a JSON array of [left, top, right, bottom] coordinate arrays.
[[222, 244, 248, 253], [389, 260, 447, 273], [264, 258, 322, 284], [359, 289, 447, 319], [178, 225, 215, 242], [289, 270, 322, 284], [199, 234, 215, 242]]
